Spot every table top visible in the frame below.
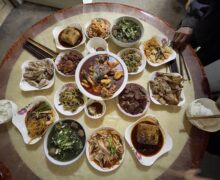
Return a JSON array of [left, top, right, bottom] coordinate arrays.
[[0, 3, 210, 180]]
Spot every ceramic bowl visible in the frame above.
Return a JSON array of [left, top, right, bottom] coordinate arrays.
[[111, 16, 144, 47], [0, 100, 17, 124], [44, 119, 86, 166], [54, 83, 87, 116], [125, 114, 173, 166], [84, 99, 106, 119], [86, 37, 109, 53], [12, 96, 59, 145], [52, 23, 86, 50], [148, 72, 185, 106], [139, 35, 176, 67], [117, 48, 146, 75], [19, 58, 55, 91]]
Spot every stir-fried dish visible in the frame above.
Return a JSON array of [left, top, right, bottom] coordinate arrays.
[[57, 51, 83, 75], [80, 54, 124, 98], [143, 37, 172, 64], [47, 120, 85, 161], [87, 18, 111, 39], [59, 84, 84, 112], [120, 49, 142, 73], [25, 101, 54, 139], [88, 128, 124, 168], [149, 72, 183, 105], [112, 18, 142, 43], [23, 59, 54, 88]]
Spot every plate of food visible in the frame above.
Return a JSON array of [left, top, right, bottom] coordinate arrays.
[[54, 50, 84, 77], [111, 16, 144, 47], [0, 100, 17, 124], [54, 83, 86, 116], [186, 98, 220, 132], [75, 51, 128, 100], [52, 23, 86, 50], [140, 35, 176, 67], [85, 18, 111, 39], [117, 83, 150, 117], [20, 59, 55, 91], [12, 96, 59, 144], [125, 115, 173, 166], [44, 119, 86, 166], [117, 48, 146, 75], [84, 99, 106, 119], [149, 72, 185, 106], [86, 127, 125, 172]]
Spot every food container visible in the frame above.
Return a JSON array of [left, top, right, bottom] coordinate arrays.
[[52, 23, 86, 51], [111, 16, 144, 47], [125, 114, 173, 166], [86, 37, 109, 53], [44, 119, 86, 166], [84, 99, 106, 119]]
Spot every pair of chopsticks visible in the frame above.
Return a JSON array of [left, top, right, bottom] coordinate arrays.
[[178, 51, 191, 81], [23, 38, 58, 59], [188, 114, 220, 120]]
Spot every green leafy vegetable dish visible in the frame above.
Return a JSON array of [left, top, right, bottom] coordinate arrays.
[[47, 120, 86, 162], [120, 49, 142, 73], [112, 18, 142, 43]]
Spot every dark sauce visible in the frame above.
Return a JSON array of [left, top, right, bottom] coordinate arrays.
[[47, 120, 86, 162], [80, 54, 124, 96], [87, 102, 103, 115], [131, 121, 163, 156], [58, 27, 83, 47]]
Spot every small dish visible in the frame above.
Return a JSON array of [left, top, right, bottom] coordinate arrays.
[[86, 127, 125, 172], [86, 37, 109, 53], [111, 16, 144, 47], [19, 58, 55, 91], [149, 72, 185, 106], [125, 114, 173, 166], [117, 48, 146, 75], [54, 50, 84, 77], [52, 23, 86, 50], [85, 18, 111, 40], [54, 83, 86, 116], [117, 83, 150, 117], [139, 35, 176, 67], [0, 100, 17, 124], [44, 119, 86, 166], [186, 98, 220, 132], [12, 96, 59, 145], [84, 99, 106, 119]]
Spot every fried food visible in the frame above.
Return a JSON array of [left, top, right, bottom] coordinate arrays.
[[59, 27, 82, 46]]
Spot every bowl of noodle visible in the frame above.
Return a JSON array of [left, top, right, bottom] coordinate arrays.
[[12, 96, 59, 145]]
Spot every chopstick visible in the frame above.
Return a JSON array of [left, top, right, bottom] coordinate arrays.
[[178, 52, 184, 78], [23, 42, 48, 59], [27, 38, 58, 58], [179, 51, 191, 81], [188, 114, 220, 120], [168, 60, 179, 73]]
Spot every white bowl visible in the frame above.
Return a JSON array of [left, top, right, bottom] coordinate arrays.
[[111, 16, 144, 48], [12, 96, 59, 145], [148, 72, 185, 106], [117, 48, 146, 75], [84, 99, 106, 119], [84, 18, 111, 40], [75, 51, 128, 101], [86, 127, 125, 172], [0, 100, 17, 124], [125, 114, 173, 166], [19, 59, 55, 91], [54, 50, 84, 77], [116, 83, 150, 117], [86, 37, 109, 53], [52, 23, 86, 51], [44, 119, 86, 166], [54, 83, 87, 116], [186, 98, 220, 132], [139, 35, 176, 67]]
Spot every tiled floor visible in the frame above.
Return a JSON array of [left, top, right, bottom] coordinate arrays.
[[0, 1, 220, 179]]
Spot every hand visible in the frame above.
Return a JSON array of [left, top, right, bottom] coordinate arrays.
[[172, 27, 193, 51], [184, 169, 212, 180]]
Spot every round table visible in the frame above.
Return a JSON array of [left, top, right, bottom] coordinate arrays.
[[0, 3, 210, 180]]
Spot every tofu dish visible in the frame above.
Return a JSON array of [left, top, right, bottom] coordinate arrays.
[[131, 117, 163, 156]]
